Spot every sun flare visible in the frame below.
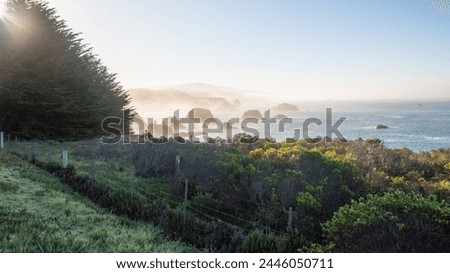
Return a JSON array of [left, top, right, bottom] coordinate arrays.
[[0, 3, 7, 20], [0, 2, 29, 34]]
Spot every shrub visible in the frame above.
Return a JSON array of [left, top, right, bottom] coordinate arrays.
[[242, 230, 286, 252], [129, 142, 178, 177], [322, 190, 450, 252]]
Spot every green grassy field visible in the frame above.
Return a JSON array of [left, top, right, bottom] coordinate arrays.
[[0, 150, 194, 252], [2, 140, 174, 205]]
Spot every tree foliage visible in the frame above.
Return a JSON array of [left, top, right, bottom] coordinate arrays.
[[0, 0, 132, 139]]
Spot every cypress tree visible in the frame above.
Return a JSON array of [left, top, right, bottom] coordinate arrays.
[[0, 0, 133, 139]]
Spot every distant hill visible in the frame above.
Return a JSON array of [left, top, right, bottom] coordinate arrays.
[[129, 83, 278, 123], [128, 83, 246, 119], [217, 101, 238, 112], [174, 83, 243, 98]]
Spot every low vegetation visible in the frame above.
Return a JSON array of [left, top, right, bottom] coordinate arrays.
[[1, 137, 448, 252], [323, 190, 450, 252], [0, 151, 193, 252]]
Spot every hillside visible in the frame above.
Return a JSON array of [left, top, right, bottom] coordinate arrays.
[[128, 84, 245, 116], [127, 83, 276, 121], [0, 151, 193, 253], [1, 138, 449, 253]]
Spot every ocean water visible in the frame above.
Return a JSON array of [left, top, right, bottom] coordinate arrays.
[[141, 100, 450, 152], [268, 100, 450, 152]]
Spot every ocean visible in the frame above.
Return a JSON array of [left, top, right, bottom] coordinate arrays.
[[269, 100, 450, 152], [139, 100, 450, 152]]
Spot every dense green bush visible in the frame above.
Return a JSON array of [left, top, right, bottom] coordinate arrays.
[[322, 190, 450, 252], [289, 152, 370, 240]]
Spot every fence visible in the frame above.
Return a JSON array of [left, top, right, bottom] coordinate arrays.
[[0, 132, 70, 168], [0, 131, 294, 236]]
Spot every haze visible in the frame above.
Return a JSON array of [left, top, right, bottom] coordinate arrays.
[[42, 0, 450, 100]]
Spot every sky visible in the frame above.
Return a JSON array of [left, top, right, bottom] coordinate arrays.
[[6, 0, 450, 100]]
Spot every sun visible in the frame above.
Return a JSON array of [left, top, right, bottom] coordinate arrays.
[[0, 1, 10, 23], [0, 3, 6, 19]]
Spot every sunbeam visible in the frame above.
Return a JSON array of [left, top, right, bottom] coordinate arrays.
[[0, 2, 10, 23]]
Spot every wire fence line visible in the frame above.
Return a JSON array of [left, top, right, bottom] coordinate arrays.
[[1, 133, 291, 236], [134, 184, 285, 235], [138, 185, 259, 233], [146, 185, 253, 214], [186, 205, 254, 234]]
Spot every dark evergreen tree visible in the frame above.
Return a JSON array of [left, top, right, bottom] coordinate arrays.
[[0, 0, 133, 139]]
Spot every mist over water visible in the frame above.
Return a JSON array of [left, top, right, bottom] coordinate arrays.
[[128, 85, 450, 151]]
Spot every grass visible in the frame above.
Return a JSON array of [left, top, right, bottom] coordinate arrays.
[[0, 150, 195, 252], [3, 140, 176, 206]]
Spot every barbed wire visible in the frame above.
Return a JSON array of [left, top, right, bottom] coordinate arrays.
[[3, 139, 288, 236], [186, 204, 254, 233], [146, 186, 252, 214], [136, 185, 265, 233], [188, 201, 285, 235], [135, 184, 285, 235]]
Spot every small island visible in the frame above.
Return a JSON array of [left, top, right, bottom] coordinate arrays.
[[274, 114, 288, 120], [232, 99, 243, 108], [376, 124, 388, 129], [273, 103, 300, 112], [242, 109, 263, 119], [186, 108, 214, 121]]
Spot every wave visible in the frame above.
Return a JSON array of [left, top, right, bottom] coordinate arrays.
[[387, 115, 405, 119], [422, 136, 449, 141]]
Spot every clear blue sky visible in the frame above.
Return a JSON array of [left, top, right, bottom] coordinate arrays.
[[32, 1, 450, 99]]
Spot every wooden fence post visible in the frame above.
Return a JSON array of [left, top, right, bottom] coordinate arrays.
[[62, 150, 68, 168], [287, 207, 293, 233], [0, 132, 4, 150]]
